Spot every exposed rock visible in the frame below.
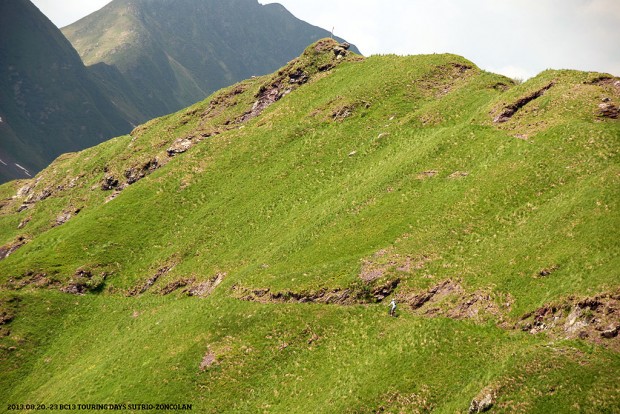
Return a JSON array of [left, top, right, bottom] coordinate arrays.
[[333, 42, 350, 58], [16, 183, 33, 198], [448, 171, 469, 178], [127, 265, 174, 296], [238, 40, 356, 124], [417, 170, 438, 179], [0, 236, 27, 260], [239, 82, 288, 123], [493, 82, 555, 123], [517, 292, 620, 351], [601, 326, 619, 339], [469, 388, 496, 413], [398, 280, 503, 321], [185, 272, 226, 297], [54, 207, 80, 227], [288, 68, 309, 84], [101, 175, 119, 191], [17, 217, 30, 229], [598, 102, 619, 119], [159, 278, 195, 295], [24, 188, 52, 203], [167, 138, 193, 156], [104, 188, 125, 203], [124, 158, 159, 184]]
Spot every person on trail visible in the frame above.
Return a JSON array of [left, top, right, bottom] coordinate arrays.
[[389, 298, 397, 317]]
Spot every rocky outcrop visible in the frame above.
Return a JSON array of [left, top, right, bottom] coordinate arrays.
[[517, 292, 620, 351], [232, 278, 400, 305], [469, 387, 496, 413], [185, 273, 226, 298], [493, 82, 555, 123], [0, 236, 27, 260], [54, 207, 81, 227], [598, 100, 619, 119], [397, 280, 505, 321]]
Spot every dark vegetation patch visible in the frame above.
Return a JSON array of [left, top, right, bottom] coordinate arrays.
[[232, 278, 400, 305], [0, 295, 19, 328], [4, 271, 59, 290], [61, 268, 107, 295], [0, 236, 27, 260], [200, 84, 248, 123], [0, 295, 21, 354], [493, 82, 555, 123], [417, 62, 475, 98], [517, 291, 620, 351]]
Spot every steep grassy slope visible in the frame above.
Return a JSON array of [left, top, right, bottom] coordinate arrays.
[[63, 0, 359, 123], [1, 40, 618, 412], [0, 0, 133, 183]]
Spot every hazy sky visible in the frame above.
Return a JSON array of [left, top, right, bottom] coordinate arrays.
[[32, 0, 620, 80]]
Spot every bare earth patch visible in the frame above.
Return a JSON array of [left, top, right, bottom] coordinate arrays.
[[397, 279, 505, 322], [359, 247, 433, 283]]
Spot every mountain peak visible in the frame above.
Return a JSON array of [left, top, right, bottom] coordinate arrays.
[[62, 0, 359, 123]]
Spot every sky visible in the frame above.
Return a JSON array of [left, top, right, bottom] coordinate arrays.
[[32, 0, 620, 80]]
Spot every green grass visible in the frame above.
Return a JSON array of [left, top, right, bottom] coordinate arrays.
[[0, 41, 618, 412]]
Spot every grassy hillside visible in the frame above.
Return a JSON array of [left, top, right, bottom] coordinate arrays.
[[0, 39, 618, 413], [62, 0, 360, 123], [0, 0, 132, 183]]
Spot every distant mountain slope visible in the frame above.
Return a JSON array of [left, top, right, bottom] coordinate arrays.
[[0, 0, 133, 183], [62, 0, 359, 122]]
